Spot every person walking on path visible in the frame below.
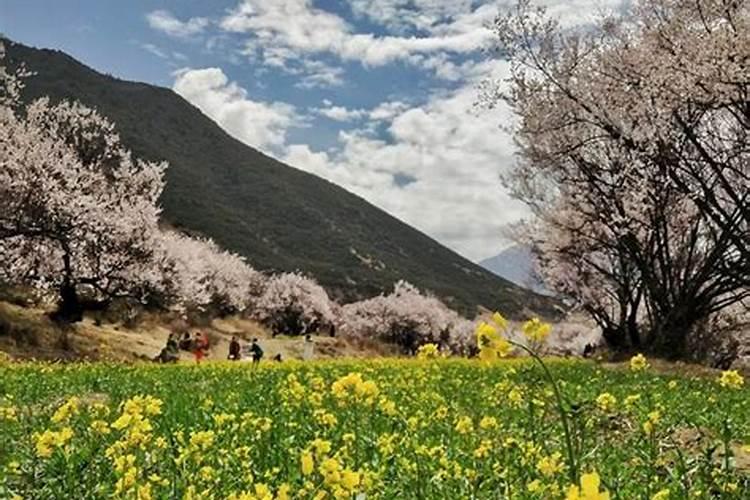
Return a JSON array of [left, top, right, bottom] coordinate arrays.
[[193, 332, 209, 364], [303, 334, 315, 361], [250, 338, 264, 365], [228, 336, 241, 361]]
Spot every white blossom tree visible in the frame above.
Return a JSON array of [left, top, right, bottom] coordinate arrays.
[[252, 272, 338, 336], [158, 232, 265, 314], [340, 280, 473, 354], [1, 50, 167, 321], [484, 0, 749, 357]]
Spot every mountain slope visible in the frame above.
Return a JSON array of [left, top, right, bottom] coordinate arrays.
[[4, 39, 556, 317], [479, 245, 550, 296]]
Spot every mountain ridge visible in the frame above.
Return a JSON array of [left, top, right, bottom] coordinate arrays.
[[3, 38, 557, 318]]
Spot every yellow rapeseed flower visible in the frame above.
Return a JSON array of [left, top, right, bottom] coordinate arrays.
[[629, 354, 649, 372], [522, 318, 552, 343], [595, 393, 617, 412], [479, 416, 498, 430], [454, 416, 473, 435], [416, 343, 439, 360], [301, 451, 314, 476], [718, 370, 744, 389], [565, 471, 610, 500], [537, 452, 564, 477]]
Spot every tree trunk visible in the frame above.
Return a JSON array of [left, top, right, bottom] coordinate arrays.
[[54, 281, 83, 323]]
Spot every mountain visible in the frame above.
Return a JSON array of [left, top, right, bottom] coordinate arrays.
[[479, 245, 550, 295], [3, 39, 557, 318]]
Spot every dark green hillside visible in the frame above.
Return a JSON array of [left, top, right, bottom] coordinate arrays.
[[4, 39, 556, 317]]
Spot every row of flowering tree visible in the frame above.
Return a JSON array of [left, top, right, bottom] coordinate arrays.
[[0, 45, 477, 352], [483, 0, 749, 359]]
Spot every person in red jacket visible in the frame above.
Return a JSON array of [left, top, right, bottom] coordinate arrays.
[[193, 332, 209, 364]]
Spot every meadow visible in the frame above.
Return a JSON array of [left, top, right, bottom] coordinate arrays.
[[0, 355, 748, 499]]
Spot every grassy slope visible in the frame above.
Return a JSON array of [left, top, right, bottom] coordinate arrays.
[[4, 39, 557, 318], [0, 300, 388, 363]]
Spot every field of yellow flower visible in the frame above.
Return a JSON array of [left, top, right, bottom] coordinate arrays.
[[1, 357, 748, 499]]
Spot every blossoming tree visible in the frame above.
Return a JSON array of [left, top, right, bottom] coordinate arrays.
[[157, 232, 266, 314], [253, 272, 338, 336], [0, 80, 167, 321], [484, 0, 750, 357], [340, 280, 473, 354]]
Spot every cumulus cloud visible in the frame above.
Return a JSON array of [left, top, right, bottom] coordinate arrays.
[[313, 105, 367, 122], [146, 10, 210, 38], [280, 60, 528, 260], [172, 67, 300, 152], [169, 1, 632, 260], [219, 0, 496, 74]]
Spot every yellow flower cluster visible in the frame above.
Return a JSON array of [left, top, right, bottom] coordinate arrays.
[[476, 314, 513, 361], [330, 372, 379, 404], [718, 370, 744, 389], [522, 317, 552, 343], [416, 343, 440, 360], [565, 472, 610, 500], [34, 427, 74, 458], [629, 353, 649, 372], [595, 393, 617, 412]]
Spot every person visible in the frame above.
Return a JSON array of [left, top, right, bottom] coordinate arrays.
[[250, 338, 264, 365], [154, 333, 179, 363], [583, 343, 594, 358], [193, 332, 209, 364], [272, 353, 282, 362], [228, 335, 241, 361], [179, 332, 192, 351], [303, 334, 314, 361]]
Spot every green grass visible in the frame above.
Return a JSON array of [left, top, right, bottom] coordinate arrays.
[[1, 358, 748, 499]]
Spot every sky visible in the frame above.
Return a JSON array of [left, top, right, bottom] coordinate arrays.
[[0, 0, 627, 262]]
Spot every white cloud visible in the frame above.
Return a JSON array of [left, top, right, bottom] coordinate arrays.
[[169, 1, 633, 260], [313, 105, 366, 122], [140, 43, 168, 59], [172, 67, 300, 152], [219, 0, 496, 72], [296, 60, 345, 89], [146, 10, 210, 38], [282, 60, 529, 260]]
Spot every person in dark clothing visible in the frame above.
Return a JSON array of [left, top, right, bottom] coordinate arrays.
[[583, 343, 594, 358], [154, 333, 179, 363], [228, 336, 241, 361], [250, 338, 264, 364], [272, 353, 282, 362], [178, 332, 192, 351]]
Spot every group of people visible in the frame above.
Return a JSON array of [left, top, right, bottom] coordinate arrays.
[[154, 331, 210, 363], [155, 332, 315, 364], [227, 336, 265, 364]]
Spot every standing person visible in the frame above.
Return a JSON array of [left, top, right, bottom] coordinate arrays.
[[193, 332, 209, 364], [228, 336, 241, 361], [250, 338, 264, 365], [303, 334, 315, 361]]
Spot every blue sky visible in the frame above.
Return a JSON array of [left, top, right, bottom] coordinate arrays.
[[0, 0, 624, 261]]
